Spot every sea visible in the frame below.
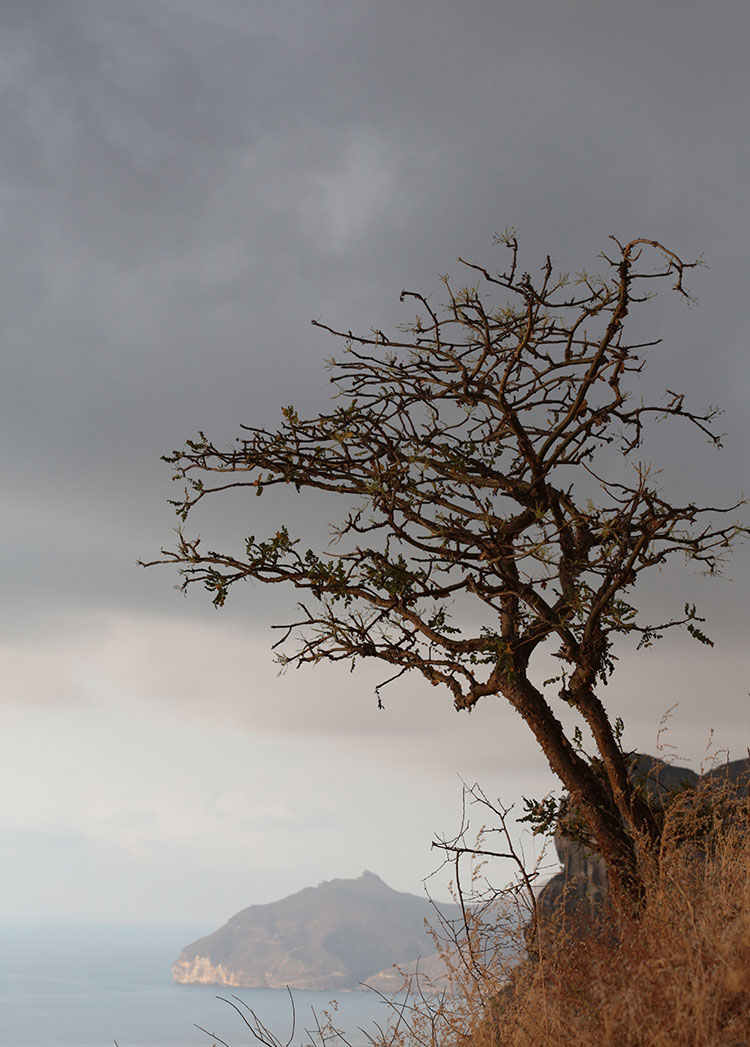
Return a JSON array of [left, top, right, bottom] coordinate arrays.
[[0, 925, 398, 1047]]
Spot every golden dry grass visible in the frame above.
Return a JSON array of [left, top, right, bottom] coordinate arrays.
[[385, 784, 750, 1047]]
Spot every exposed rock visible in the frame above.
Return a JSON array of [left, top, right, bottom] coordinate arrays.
[[531, 752, 750, 945], [173, 871, 459, 991], [173, 954, 245, 987]]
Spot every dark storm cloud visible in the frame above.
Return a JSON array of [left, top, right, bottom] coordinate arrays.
[[1, 0, 748, 652]]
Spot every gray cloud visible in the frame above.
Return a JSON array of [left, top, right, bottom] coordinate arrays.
[[0, 1, 748, 918], [2, 0, 747, 636]]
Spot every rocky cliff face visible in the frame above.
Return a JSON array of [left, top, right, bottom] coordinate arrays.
[[173, 871, 458, 991], [531, 753, 750, 942], [173, 954, 246, 987]]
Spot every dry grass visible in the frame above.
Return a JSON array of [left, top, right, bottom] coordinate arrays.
[[501, 830, 750, 1046], [385, 783, 750, 1047], [207, 782, 750, 1047]]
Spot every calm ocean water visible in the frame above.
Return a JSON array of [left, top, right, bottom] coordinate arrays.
[[0, 925, 397, 1047]]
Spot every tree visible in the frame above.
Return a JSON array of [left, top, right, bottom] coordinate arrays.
[[142, 233, 745, 908]]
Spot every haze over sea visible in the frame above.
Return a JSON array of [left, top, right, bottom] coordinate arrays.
[[0, 925, 390, 1047]]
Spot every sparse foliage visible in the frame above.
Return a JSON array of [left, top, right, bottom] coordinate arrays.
[[143, 233, 746, 906]]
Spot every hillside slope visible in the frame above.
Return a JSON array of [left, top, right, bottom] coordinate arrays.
[[173, 871, 454, 990]]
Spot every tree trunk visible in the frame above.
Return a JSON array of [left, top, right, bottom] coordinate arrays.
[[502, 675, 647, 911]]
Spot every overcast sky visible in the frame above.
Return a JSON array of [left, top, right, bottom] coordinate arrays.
[[1, 0, 748, 928]]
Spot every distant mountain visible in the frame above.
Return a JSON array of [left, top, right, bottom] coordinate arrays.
[[173, 871, 457, 991]]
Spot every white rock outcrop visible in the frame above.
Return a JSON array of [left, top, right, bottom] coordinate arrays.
[[173, 955, 244, 986]]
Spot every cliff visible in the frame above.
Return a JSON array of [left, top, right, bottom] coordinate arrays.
[[531, 753, 750, 943], [173, 871, 456, 990]]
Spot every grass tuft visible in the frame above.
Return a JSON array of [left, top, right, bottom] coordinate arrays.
[[385, 777, 750, 1047]]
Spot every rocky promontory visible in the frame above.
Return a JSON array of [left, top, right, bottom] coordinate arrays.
[[173, 871, 456, 991], [532, 753, 750, 940]]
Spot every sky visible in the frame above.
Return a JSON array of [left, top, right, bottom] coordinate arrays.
[[1, 0, 748, 929]]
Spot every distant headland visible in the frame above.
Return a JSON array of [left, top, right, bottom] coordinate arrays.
[[172, 871, 458, 991]]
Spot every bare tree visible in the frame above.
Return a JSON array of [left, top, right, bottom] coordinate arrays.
[[142, 233, 746, 908]]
